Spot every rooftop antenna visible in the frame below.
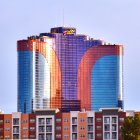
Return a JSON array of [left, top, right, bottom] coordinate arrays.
[[62, 8, 65, 27]]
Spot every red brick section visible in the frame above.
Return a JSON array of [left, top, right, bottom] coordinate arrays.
[[55, 112, 62, 140], [29, 114, 36, 139], [21, 114, 29, 139], [4, 114, 12, 139], [95, 112, 103, 140], [0, 115, 4, 139], [78, 45, 123, 110], [62, 113, 70, 140], [78, 113, 87, 140], [118, 112, 126, 140]]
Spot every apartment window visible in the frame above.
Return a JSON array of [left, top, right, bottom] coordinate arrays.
[[13, 126, 19, 133], [80, 134, 85, 138], [46, 126, 52, 132], [0, 120, 3, 124], [56, 126, 61, 130], [56, 118, 61, 122], [112, 117, 117, 123], [72, 117, 77, 124], [88, 125, 93, 131], [30, 119, 35, 123], [104, 132, 110, 139], [5, 128, 10, 131], [88, 133, 93, 139], [72, 125, 77, 133], [13, 134, 19, 139], [56, 134, 61, 138], [30, 135, 35, 138], [5, 135, 10, 139], [80, 126, 85, 130], [119, 125, 123, 129], [119, 118, 124, 122], [80, 118, 85, 122], [23, 120, 28, 123], [46, 134, 52, 140], [104, 117, 110, 123], [39, 134, 44, 140], [39, 126, 45, 133], [88, 117, 93, 124], [104, 124, 110, 131], [64, 126, 68, 130], [13, 118, 19, 125], [64, 134, 69, 139], [39, 118, 45, 125], [30, 127, 35, 131], [46, 118, 52, 125], [96, 125, 101, 130], [5, 120, 10, 123], [112, 132, 117, 139], [23, 135, 28, 138], [97, 133, 102, 137], [64, 118, 68, 122], [96, 118, 102, 122], [112, 124, 117, 131], [72, 133, 77, 140], [23, 127, 28, 131]]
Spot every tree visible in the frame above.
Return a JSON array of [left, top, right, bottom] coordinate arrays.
[[133, 114, 140, 140], [121, 114, 140, 140]]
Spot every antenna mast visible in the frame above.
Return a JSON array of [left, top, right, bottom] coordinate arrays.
[[63, 9, 64, 27]]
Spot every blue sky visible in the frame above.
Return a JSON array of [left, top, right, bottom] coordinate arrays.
[[0, 0, 140, 113]]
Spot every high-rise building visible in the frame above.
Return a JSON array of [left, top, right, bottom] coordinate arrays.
[[17, 27, 123, 113]]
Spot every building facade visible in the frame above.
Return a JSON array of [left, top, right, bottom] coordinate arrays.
[[0, 108, 128, 140], [17, 27, 123, 113], [95, 108, 126, 140], [0, 110, 57, 140], [0, 112, 36, 139]]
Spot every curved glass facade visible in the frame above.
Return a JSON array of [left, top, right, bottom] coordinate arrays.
[[18, 52, 33, 113], [18, 39, 62, 113], [77, 45, 123, 111], [91, 56, 120, 111], [33, 52, 50, 110]]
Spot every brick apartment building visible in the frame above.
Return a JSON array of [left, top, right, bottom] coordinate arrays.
[[0, 108, 131, 140]]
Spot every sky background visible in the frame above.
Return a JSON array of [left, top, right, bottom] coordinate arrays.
[[0, 0, 140, 113]]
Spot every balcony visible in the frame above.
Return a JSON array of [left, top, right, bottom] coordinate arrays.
[[13, 119, 19, 125], [72, 118, 77, 125], [39, 118, 45, 125], [72, 133, 77, 140], [46, 134, 52, 140], [38, 134, 44, 140], [88, 117, 93, 124], [13, 134, 19, 139], [88, 133, 93, 140], [39, 126, 45, 133], [13, 127, 19, 134], [46, 118, 52, 125], [112, 117, 117, 123], [88, 125, 93, 132], [46, 126, 52, 132], [104, 124, 110, 131], [72, 126, 77, 133], [104, 117, 110, 124]]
